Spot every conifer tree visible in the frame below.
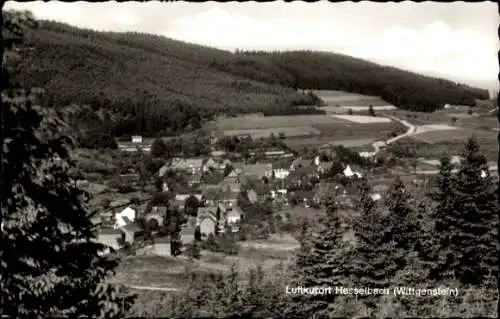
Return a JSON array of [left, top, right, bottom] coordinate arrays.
[[348, 180, 402, 312], [1, 10, 135, 317], [151, 137, 167, 158], [289, 198, 350, 318], [384, 177, 418, 251], [432, 138, 499, 286]]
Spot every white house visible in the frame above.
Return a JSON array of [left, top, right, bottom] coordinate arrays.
[[343, 165, 362, 178], [371, 193, 382, 201], [114, 207, 136, 229], [132, 135, 143, 143]]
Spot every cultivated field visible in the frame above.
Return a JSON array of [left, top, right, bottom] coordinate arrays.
[[214, 115, 350, 130], [284, 137, 376, 150], [222, 126, 321, 139], [213, 114, 400, 148], [313, 90, 390, 106], [458, 115, 499, 130], [330, 114, 393, 124]]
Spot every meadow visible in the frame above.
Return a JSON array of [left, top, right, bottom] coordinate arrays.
[[213, 113, 403, 150], [112, 234, 299, 290], [313, 90, 391, 106]]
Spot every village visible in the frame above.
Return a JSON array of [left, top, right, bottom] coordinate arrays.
[[92, 132, 389, 258]]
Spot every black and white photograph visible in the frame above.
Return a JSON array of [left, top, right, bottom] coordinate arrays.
[[1, 1, 499, 318]]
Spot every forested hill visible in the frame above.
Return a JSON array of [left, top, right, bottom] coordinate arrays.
[[16, 20, 488, 138], [214, 50, 489, 111]]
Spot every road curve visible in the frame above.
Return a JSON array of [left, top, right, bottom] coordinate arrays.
[[370, 116, 416, 155]]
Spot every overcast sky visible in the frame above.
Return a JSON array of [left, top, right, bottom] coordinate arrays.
[[4, 1, 499, 92]]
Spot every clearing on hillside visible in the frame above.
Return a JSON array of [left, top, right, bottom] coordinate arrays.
[[313, 90, 390, 106]]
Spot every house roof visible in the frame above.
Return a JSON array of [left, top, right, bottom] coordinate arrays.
[[121, 223, 143, 233], [243, 163, 272, 177], [220, 188, 239, 200], [171, 158, 204, 170], [99, 228, 122, 236], [199, 214, 217, 224], [272, 160, 293, 170], [319, 162, 334, 170]]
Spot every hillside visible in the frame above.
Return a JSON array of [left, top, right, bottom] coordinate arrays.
[[14, 19, 489, 140], [214, 50, 488, 111]]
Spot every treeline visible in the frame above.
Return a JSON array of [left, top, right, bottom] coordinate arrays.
[[217, 50, 488, 112], [14, 18, 489, 143], [15, 20, 317, 139]]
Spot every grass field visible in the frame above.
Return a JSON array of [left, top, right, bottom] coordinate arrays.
[[113, 235, 299, 290], [458, 115, 499, 130], [284, 137, 376, 150], [222, 126, 321, 138], [214, 114, 350, 130], [411, 128, 495, 144], [393, 136, 498, 161], [330, 115, 392, 124], [313, 90, 390, 106]]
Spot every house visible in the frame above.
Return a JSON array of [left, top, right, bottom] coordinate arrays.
[[242, 163, 273, 179], [317, 162, 334, 174], [158, 164, 169, 177], [175, 194, 191, 202], [265, 150, 286, 158], [198, 214, 217, 237], [226, 206, 244, 231], [114, 207, 136, 229], [246, 189, 258, 203], [224, 169, 241, 184], [203, 158, 219, 172], [220, 188, 239, 207], [187, 172, 202, 186], [290, 158, 313, 171], [371, 193, 382, 201], [171, 158, 204, 175], [120, 223, 145, 244], [197, 207, 218, 237], [132, 135, 143, 144], [211, 150, 226, 158], [96, 228, 124, 254], [220, 180, 242, 193], [343, 165, 362, 178], [272, 161, 291, 180]]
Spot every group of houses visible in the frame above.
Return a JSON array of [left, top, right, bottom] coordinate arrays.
[[96, 141, 371, 254]]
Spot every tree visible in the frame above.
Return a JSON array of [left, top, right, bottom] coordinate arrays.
[[347, 108, 353, 115], [348, 181, 402, 311], [184, 195, 200, 217], [163, 205, 187, 257], [151, 137, 167, 158], [288, 198, 351, 318], [1, 10, 135, 318], [368, 104, 376, 116], [384, 177, 418, 251], [431, 138, 499, 286]]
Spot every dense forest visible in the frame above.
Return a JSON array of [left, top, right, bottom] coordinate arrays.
[[15, 20, 488, 142]]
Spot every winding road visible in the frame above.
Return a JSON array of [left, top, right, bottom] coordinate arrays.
[[370, 116, 416, 155]]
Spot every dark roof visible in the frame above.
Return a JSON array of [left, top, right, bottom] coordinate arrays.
[[121, 223, 143, 233], [290, 190, 315, 200], [98, 228, 122, 236]]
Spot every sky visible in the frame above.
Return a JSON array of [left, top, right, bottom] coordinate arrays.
[[4, 1, 499, 93]]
